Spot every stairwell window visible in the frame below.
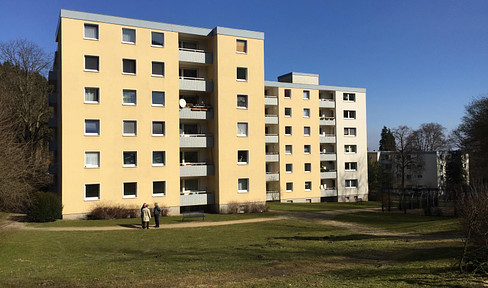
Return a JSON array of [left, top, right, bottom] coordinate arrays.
[[84, 119, 100, 136], [304, 145, 311, 154], [238, 150, 249, 164], [237, 95, 248, 109], [344, 145, 357, 153], [305, 163, 311, 172]]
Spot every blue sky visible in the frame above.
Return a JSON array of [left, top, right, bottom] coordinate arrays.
[[1, 0, 487, 149]]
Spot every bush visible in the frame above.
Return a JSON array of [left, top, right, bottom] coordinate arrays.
[[89, 204, 138, 220], [27, 192, 62, 222], [227, 202, 268, 214]]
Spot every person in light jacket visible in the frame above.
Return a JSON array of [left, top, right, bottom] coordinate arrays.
[[153, 202, 161, 228], [142, 204, 151, 229]]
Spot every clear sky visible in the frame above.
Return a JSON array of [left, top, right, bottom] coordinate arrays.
[[1, 0, 487, 150]]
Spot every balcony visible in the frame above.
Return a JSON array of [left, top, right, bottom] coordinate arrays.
[[265, 153, 279, 162], [319, 99, 335, 108], [180, 192, 215, 206], [320, 153, 337, 161], [179, 77, 213, 92], [48, 93, 57, 106], [320, 171, 337, 179], [266, 191, 280, 201], [320, 134, 336, 143], [264, 96, 278, 106], [265, 115, 278, 124], [179, 134, 214, 148], [179, 107, 213, 120], [179, 48, 213, 65], [266, 172, 280, 182], [321, 188, 337, 197], [180, 163, 214, 177], [265, 134, 279, 143], [319, 117, 335, 126]]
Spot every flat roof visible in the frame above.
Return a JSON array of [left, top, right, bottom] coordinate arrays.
[[265, 80, 366, 93]]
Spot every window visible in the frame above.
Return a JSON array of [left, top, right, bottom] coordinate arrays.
[[285, 126, 292, 135], [236, 39, 247, 53], [152, 61, 164, 77], [285, 145, 293, 155], [303, 90, 310, 100], [153, 181, 166, 196], [286, 164, 293, 173], [152, 121, 165, 136], [122, 59, 136, 74], [343, 93, 356, 102], [238, 178, 249, 193], [84, 87, 99, 103], [238, 150, 249, 164], [345, 179, 358, 188], [152, 151, 166, 166], [305, 163, 311, 172], [304, 126, 311, 136], [151, 32, 164, 46], [85, 152, 100, 168], [305, 181, 312, 191], [344, 128, 357, 136], [345, 145, 357, 153], [123, 182, 137, 198], [344, 110, 356, 119], [304, 145, 311, 154], [237, 67, 248, 81], [303, 108, 310, 118], [345, 162, 358, 171], [237, 122, 248, 136], [84, 24, 99, 40], [123, 151, 137, 167], [237, 95, 248, 109], [152, 91, 165, 106], [284, 89, 291, 99], [122, 28, 136, 44], [122, 89, 136, 105], [123, 120, 137, 136], [84, 55, 99, 72], [85, 120, 100, 136], [284, 107, 292, 117], [286, 182, 293, 192], [85, 184, 100, 200]]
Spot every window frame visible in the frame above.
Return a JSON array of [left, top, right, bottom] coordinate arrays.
[[122, 58, 136, 75], [237, 150, 249, 165], [344, 145, 357, 153], [152, 121, 165, 136], [344, 127, 357, 136], [152, 181, 166, 196], [345, 162, 358, 171], [345, 179, 358, 188], [237, 122, 248, 137], [236, 39, 248, 54], [236, 67, 248, 81], [84, 119, 100, 136], [151, 31, 164, 47], [121, 28, 136, 44], [84, 183, 100, 201], [285, 145, 293, 155], [122, 89, 137, 105], [84, 55, 99, 72], [237, 178, 250, 193], [303, 108, 310, 118], [84, 151, 100, 168], [236, 94, 248, 109], [343, 93, 356, 102], [151, 91, 165, 107], [284, 89, 291, 99], [304, 145, 311, 154], [123, 151, 137, 168], [285, 163, 293, 173], [83, 23, 99, 40], [305, 181, 312, 191], [304, 126, 311, 136], [303, 90, 310, 100], [84, 87, 100, 104], [152, 151, 166, 167], [284, 107, 292, 117], [344, 110, 356, 119], [123, 182, 137, 198], [151, 61, 165, 77], [285, 126, 292, 136], [286, 182, 293, 192], [122, 120, 137, 136], [304, 163, 312, 173]]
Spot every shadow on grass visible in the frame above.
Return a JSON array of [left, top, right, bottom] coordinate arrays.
[[119, 224, 142, 229], [273, 234, 381, 242]]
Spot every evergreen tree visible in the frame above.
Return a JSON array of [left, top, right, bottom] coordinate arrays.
[[379, 126, 396, 151]]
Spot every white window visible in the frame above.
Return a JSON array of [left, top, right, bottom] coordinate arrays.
[[238, 178, 249, 193], [237, 67, 248, 81], [152, 61, 165, 77], [343, 93, 356, 102], [285, 126, 292, 135], [345, 179, 358, 188], [305, 163, 311, 172], [123, 182, 137, 198], [285, 145, 293, 155], [305, 181, 312, 191], [237, 95, 248, 109], [304, 126, 311, 136], [284, 107, 292, 117], [345, 162, 358, 171], [344, 110, 356, 119], [236, 39, 247, 53], [152, 121, 165, 136], [123, 120, 137, 136], [152, 91, 165, 106], [122, 59, 136, 74], [153, 181, 166, 196], [304, 145, 311, 154], [84, 24, 99, 40], [151, 32, 164, 47], [123, 151, 137, 167], [152, 151, 166, 166], [85, 152, 100, 168], [284, 89, 291, 99], [237, 122, 248, 136], [84, 119, 100, 136], [286, 182, 293, 192], [303, 90, 310, 100], [286, 163, 293, 173], [238, 150, 249, 164], [84, 55, 99, 72], [345, 145, 357, 153], [122, 28, 136, 44], [303, 108, 310, 118], [344, 128, 357, 136], [122, 89, 136, 105], [85, 184, 100, 200], [84, 87, 99, 104]]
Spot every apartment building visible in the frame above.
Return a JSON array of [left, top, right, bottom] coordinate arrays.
[[49, 10, 367, 218]]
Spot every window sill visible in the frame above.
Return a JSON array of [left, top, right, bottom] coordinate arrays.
[[84, 166, 100, 169], [152, 164, 166, 167], [236, 107, 248, 110], [84, 69, 99, 73], [122, 41, 136, 45], [237, 190, 249, 193], [236, 79, 248, 82], [236, 52, 247, 55], [152, 193, 166, 197], [84, 101, 99, 104], [152, 104, 165, 107], [83, 37, 99, 41], [122, 72, 136, 76], [123, 165, 137, 168], [151, 45, 164, 48], [151, 74, 165, 78], [122, 103, 136, 106], [286, 190, 293, 193], [84, 197, 100, 201], [237, 162, 248, 165], [84, 134, 100, 136], [152, 134, 165, 137], [123, 195, 137, 199], [122, 134, 137, 137], [237, 135, 248, 137]]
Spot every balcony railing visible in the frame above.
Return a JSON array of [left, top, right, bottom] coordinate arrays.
[[264, 95, 278, 106], [179, 134, 214, 148], [180, 163, 214, 177], [180, 191, 215, 206], [320, 152, 337, 161], [266, 172, 280, 182], [319, 117, 336, 126], [320, 134, 336, 143], [266, 191, 280, 201], [320, 171, 337, 179], [319, 99, 335, 108], [179, 77, 213, 92], [265, 115, 278, 124], [265, 153, 279, 162], [179, 48, 213, 64], [320, 188, 338, 197], [179, 106, 213, 120], [265, 134, 279, 143]]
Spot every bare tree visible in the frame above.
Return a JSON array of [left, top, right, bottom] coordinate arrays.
[[408, 122, 449, 151], [0, 39, 50, 75]]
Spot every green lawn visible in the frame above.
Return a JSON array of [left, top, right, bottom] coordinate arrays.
[[268, 201, 382, 212], [0, 205, 483, 287]]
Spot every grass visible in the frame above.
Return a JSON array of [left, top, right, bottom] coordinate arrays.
[[0, 203, 483, 287], [268, 200, 382, 212]]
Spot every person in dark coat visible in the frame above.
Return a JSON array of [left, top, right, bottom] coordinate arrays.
[[153, 202, 161, 228], [141, 203, 146, 229]]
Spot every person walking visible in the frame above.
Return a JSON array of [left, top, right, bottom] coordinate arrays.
[[153, 202, 161, 228], [142, 204, 151, 229], [140, 203, 146, 229]]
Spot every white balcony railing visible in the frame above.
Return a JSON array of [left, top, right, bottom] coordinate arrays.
[[264, 96, 278, 106], [320, 153, 337, 161], [179, 107, 213, 120], [266, 173, 280, 182], [320, 134, 336, 143], [180, 163, 214, 177], [179, 134, 214, 148], [179, 48, 213, 64], [179, 77, 213, 92], [180, 192, 215, 206], [319, 99, 335, 108]]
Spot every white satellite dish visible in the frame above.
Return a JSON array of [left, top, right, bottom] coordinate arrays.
[[179, 98, 186, 108]]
